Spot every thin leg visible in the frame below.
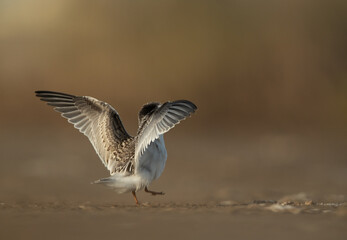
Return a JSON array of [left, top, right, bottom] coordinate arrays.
[[132, 191, 139, 205], [145, 187, 165, 196]]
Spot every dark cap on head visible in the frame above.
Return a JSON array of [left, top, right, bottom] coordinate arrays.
[[138, 102, 160, 122]]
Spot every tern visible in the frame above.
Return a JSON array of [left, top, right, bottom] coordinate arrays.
[[35, 91, 197, 204]]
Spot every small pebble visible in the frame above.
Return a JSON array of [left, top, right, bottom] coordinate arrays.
[[219, 200, 234, 206]]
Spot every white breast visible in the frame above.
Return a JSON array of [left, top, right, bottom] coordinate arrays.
[[137, 135, 168, 182]]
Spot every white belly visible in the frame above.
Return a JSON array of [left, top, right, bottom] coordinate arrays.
[[137, 135, 167, 182]]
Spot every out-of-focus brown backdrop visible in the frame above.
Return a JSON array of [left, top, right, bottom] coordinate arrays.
[[0, 1, 347, 239], [1, 0, 347, 130]]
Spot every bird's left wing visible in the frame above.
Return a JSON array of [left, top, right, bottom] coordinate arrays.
[[35, 90, 133, 174]]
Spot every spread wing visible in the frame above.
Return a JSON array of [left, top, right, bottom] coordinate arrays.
[[35, 91, 134, 175], [134, 100, 197, 169]]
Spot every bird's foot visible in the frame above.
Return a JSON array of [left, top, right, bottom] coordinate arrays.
[[132, 191, 140, 205], [145, 187, 165, 196]]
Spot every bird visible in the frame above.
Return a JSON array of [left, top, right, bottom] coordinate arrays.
[[35, 90, 197, 204]]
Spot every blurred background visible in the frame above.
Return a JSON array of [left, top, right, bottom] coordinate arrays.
[[0, 0, 346, 204]]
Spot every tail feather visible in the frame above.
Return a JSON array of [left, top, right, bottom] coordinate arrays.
[[92, 177, 113, 184], [92, 174, 144, 194]]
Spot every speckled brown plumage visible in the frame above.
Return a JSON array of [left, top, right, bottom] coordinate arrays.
[[35, 90, 197, 177]]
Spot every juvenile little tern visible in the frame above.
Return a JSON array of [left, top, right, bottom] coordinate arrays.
[[35, 91, 197, 204]]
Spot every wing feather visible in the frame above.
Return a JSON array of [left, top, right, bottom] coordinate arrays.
[[134, 100, 197, 170], [35, 90, 133, 175]]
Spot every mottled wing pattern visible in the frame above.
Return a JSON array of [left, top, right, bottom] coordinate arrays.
[[35, 91, 134, 175], [134, 100, 197, 170]]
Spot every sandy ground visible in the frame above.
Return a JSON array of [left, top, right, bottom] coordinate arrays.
[[1, 128, 346, 239], [1, 201, 346, 240]]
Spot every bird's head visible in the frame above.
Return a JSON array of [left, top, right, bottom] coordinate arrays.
[[138, 102, 160, 124]]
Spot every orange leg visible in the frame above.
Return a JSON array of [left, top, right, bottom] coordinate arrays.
[[132, 191, 139, 205], [145, 187, 165, 196]]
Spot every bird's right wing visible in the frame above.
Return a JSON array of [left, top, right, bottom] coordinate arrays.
[[35, 91, 133, 174], [134, 100, 197, 170]]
